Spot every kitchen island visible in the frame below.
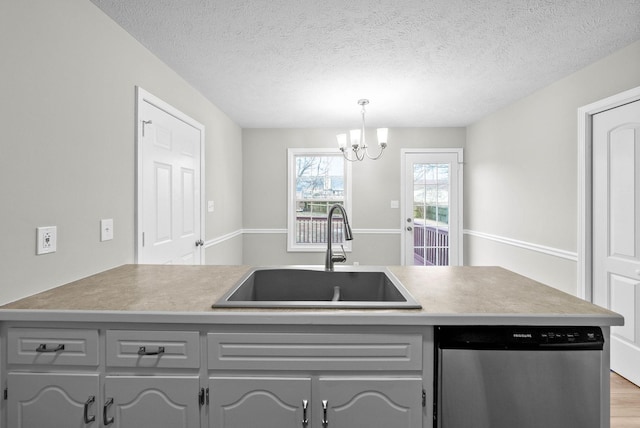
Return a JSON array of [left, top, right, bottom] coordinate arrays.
[[0, 265, 623, 428]]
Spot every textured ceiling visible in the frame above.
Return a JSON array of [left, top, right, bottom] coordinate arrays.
[[90, 0, 640, 128]]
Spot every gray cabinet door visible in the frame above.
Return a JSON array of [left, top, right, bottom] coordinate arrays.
[[317, 377, 423, 428], [209, 377, 311, 428], [104, 375, 200, 428], [8, 372, 99, 427]]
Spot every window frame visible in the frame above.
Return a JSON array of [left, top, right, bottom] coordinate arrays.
[[287, 148, 353, 252]]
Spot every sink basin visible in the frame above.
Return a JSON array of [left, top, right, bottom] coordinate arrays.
[[212, 267, 422, 309]]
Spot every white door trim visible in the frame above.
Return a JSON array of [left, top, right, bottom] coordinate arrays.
[[577, 85, 640, 300], [400, 148, 464, 265], [135, 87, 206, 264]]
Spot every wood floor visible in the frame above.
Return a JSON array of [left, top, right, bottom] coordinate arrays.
[[611, 372, 640, 428]]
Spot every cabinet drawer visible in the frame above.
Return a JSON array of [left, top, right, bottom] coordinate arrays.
[[208, 333, 422, 371], [106, 330, 200, 368], [8, 328, 99, 366]]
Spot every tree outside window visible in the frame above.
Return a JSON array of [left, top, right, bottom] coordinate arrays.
[[288, 149, 352, 252]]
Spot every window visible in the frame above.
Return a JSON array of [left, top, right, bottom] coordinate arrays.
[[287, 148, 352, 252]]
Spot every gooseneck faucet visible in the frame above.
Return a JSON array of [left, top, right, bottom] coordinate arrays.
[[325, 204, 354, 271]]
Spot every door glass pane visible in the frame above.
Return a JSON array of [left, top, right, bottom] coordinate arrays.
[[412, 163, 450, 266]]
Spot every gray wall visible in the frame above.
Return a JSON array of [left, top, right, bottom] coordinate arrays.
[[0, 0, 243, 304], [465, 40, 640, 295], [242, 128, 466, 266]]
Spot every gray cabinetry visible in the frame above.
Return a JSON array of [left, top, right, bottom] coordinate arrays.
[[317, 377, 423, 428], [1, 324, 432, 428], [6, 327, 100, 427], [103, 329, 202, 428], [210, 377, 311, 428], [207, 331, 426, 428], [104, 375, 200, 428], [8, 372, 99, 427]]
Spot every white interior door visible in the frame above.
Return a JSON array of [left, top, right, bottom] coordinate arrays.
[[402, 150, 463, 266], [137, 88, 205, 264], [593, 99, 640, 386]]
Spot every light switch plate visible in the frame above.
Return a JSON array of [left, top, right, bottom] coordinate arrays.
[[101, 219, 114, 241], [36, 226, 57, 255], [390, 200, 400, 209], [208, 200, 215, 212]]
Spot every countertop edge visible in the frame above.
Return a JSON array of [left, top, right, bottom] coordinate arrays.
[[0, 308, 624, 326]]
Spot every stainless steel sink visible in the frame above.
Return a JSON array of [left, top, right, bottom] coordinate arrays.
[[212, 266, 422, 309]]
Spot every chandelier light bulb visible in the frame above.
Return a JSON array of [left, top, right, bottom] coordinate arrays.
[[376, 128, 388, 147], [350, 129, 361, 149]]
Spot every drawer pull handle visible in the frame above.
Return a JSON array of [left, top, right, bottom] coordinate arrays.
[[322, 400, 329, 427], [36, 343, 65, 353], [302, 399, 309, 427], [137, 346, 165, 356], [83, 395, 96, 423], [103, 397, 114, 425]]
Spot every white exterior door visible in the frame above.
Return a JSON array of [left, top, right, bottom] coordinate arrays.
[[593, 99, 640, 386], [137, 88, 205, 264], [402, 150, 463, 266]]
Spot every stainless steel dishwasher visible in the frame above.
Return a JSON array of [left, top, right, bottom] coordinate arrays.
[[435, 326, 604, 428]]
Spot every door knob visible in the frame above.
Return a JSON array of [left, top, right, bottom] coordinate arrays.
[[407, 226, 413, 231]]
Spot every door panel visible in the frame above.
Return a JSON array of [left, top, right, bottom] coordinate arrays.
[[403, 151, 462, 266], [8, 372, 99, 427], [317, 377, 422, 428], [209, 377, 311, 428], [104, 376, 200, 428], [137, 90, 204, 265], [593, 99, 640, 386]]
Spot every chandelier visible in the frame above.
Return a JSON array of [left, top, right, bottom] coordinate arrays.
[[336, 99, 388, 162]]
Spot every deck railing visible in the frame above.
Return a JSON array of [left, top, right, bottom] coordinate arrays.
[[295, 217, 345, 244], [414, 223, 449, 266], [294, 217, 448, 266]]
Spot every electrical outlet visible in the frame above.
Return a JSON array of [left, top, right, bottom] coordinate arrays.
[[36, 226, 57, 255], [101, 219, 114, 241]]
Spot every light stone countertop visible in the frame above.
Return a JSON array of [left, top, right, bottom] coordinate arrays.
[[0, 264, 623, 326]]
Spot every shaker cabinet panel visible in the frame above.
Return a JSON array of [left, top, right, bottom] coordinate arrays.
[[209, 377, 311, 428], [7, 328, 99, 366], [7, 372, 99, 427], [106, 330, 200, 368], [208, 332, 422, 371]]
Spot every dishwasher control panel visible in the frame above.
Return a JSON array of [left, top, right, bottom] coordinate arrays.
[[437, 326, 604, 350]]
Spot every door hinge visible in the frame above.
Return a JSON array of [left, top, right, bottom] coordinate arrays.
[[142, 120, 152, 137], [142, 232, 145, 247], [4, 388, 7, 400], [422, 389, 426, 407], [206, 387, 210, 405]]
